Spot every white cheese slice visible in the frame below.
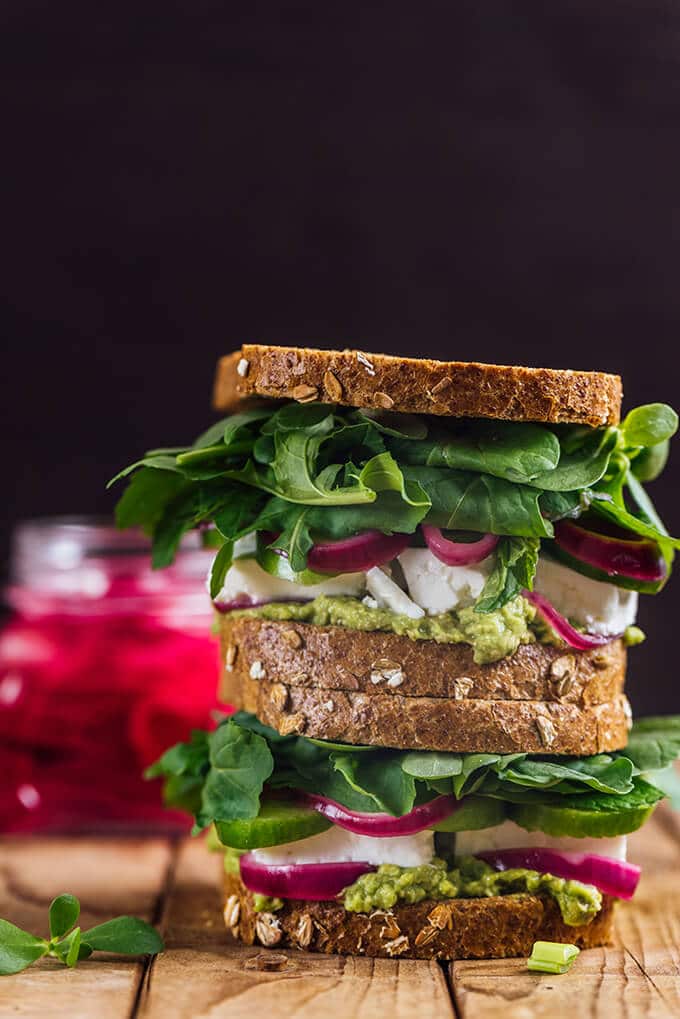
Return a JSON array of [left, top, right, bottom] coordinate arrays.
[[455, 820, 628, 861], [398, 548, 494, 615], [534, 556, 638, 635], [365, 566, 425, 619], [252, 826, 434, 868], [211, 557, 365, 606]]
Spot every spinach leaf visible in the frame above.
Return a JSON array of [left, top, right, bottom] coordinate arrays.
[[475, 537, 540, 613], [528, 428, 618, 492], [331, 752, 416, 815], [496, 755, 634, 795], [196, 721, 274, 828], [389, 421, 560, 483], [401, 752, 464, 779], [145, 729, 210, 779], [619, 716, 680, 772], [408, 468, 552, 537]]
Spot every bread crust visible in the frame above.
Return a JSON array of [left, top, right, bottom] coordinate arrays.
[[223, 872, 615, 959], [213, 345, 622, 426], [237, 672, 630, 753], [218, 614, 626, 706]]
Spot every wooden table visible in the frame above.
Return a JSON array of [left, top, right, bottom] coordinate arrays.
[[1, 806, 679, 1019]]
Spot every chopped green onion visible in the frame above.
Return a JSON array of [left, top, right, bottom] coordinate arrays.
[[527, 941, 580, 974]]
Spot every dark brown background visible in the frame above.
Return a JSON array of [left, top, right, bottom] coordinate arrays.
[[2, 2, 679, 712]]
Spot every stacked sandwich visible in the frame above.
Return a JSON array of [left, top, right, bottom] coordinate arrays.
[[114, 345, 680, 960]]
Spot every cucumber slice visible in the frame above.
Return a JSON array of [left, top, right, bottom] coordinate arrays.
[[214, 800, 332, 850], [509, 800, 658, 838], [431, 796, 506, 832]]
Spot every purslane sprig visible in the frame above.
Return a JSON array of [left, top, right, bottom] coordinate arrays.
[[0, 894, 164, 975]]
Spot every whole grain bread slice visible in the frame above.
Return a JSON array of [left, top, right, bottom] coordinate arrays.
[[218, 614, 626, 707], [237, 671, 630, 753], [213, 344, 622, 426], [223, 872, 615, 960]]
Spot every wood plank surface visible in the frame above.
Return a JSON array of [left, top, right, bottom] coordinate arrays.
[[0, 837, 173, 1019], [137, 838, 455, 1019], [451, 804, 680, 1019]]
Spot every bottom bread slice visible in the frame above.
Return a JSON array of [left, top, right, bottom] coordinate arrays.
[[223, 873, 615, 960]]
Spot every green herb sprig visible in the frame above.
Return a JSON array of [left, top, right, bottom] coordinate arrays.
[[0, 894, 164, 975]]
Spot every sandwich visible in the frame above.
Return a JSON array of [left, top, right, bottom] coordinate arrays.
[[112, 345, 680, 960]]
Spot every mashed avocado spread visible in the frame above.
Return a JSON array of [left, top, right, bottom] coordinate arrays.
[[342, 856, 602, 926], [233, 594, 537, 664]]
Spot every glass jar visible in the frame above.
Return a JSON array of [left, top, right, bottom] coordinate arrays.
[[0, 518, 221, 833]]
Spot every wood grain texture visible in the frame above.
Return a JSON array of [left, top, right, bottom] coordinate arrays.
[[0, 837, 173, 1019], [137, 838, 455, 1019], [451, 804, 680, 1019]]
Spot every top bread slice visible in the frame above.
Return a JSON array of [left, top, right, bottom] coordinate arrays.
[[213, 345, 622, 427]]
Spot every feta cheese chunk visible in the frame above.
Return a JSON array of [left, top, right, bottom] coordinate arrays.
[[455, 820, 627, 861], [365, 566, 425, 619], [253, 826, 434, 868], [398, 548, 494, 615], [211, 557, 365, 606], [534, 556, 638, 635]]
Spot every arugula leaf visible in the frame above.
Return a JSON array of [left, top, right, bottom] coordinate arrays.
[[114, 468, 189, 532], [622, 403, 678, 447], [196, 721, 274, 829], [356, 409, 428, 440], [49, 894, 80, 940], [209, 540, 234, 599], [475, 537, 540, 613], [0, 920, 47, 975]]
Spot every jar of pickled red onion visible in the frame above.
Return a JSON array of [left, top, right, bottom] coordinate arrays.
[[0, 518, 221, 833]]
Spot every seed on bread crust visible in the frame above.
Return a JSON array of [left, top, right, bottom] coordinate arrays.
[[225, 644, 237, 672], [384, 935, 410, 956], [281, 628, 303, 649], [324, 369, 343, 402], [374, 391, 395, 409], [255, 913, 282, 947], [453, 677, 474, 700], [535, 715, 557, 747], [236, 357, 250, 377], [270, 683, 289, 711], [295, 914, 313, 949], [249, 660, 266, 680], [224, 895, 241, 931], [428, 903, 454, 930], [279, 711, 307, 736], [292, 384, 319, 403], [415, 925, 441, 948], [356, 352, 376, 375], [431, 377, 452, 397]]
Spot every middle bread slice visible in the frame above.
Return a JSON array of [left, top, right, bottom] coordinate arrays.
[[218, 615, 629, 754]]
